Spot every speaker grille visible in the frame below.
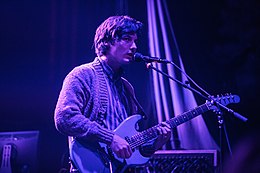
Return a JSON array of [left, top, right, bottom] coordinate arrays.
[[147, 150, 218, 172]]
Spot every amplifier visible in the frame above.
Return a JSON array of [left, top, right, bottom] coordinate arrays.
[[127, 150, 218, 173]]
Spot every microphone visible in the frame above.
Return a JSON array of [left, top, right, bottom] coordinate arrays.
[[133, 52, 170, 63]]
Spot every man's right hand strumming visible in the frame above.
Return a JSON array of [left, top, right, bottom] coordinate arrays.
[[110, 134, 132, 159]]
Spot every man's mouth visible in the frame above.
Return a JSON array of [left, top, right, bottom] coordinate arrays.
[[127, 53, 133, 56], [126, 53, 134, 60]]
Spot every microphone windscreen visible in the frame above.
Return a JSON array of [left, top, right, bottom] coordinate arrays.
[[133, 52, 143, 62]]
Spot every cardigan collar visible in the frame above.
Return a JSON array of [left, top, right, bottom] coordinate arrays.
[[97, 57, 124, 82]]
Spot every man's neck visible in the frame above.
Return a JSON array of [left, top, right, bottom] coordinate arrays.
[[99, 55, 121, 73]]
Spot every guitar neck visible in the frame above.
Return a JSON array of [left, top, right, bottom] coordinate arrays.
[[166, 103, 210, 128], [128, 102, 211, 149]]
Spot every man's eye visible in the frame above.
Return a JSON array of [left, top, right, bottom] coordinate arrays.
[[122, 37, 131, 42]]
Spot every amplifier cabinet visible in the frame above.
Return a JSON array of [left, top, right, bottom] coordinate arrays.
[[147, 150, 218, 173]]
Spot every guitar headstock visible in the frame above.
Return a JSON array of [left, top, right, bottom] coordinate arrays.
[[206, 93, 240, 111]]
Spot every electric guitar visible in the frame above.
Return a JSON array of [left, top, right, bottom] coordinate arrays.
[[69, 94, 240, 173]]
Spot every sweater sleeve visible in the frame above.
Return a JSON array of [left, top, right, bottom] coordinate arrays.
[[54, 68, 114, 145]]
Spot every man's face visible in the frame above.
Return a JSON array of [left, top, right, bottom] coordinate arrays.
[[106, 33, 138, 66]]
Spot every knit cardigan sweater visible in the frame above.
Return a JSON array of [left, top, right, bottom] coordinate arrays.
[[54, 58, 142, 145]]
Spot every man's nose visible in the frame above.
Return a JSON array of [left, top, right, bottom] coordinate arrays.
[[130, 41, 137, 50]]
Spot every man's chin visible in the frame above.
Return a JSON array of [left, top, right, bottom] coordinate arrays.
[[123, 58, 132, 64]]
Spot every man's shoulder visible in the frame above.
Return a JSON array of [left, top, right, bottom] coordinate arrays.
[[70, 61, 96, 75], [63, 60, 98, 83]]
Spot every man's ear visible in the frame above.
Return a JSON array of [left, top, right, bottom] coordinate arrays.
[[109, 39, 116, 46], [104, 41, 112, 47]]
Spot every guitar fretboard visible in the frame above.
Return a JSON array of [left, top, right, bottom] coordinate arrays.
[[166, 103, 209, 128], [127, 102, 211, 149]]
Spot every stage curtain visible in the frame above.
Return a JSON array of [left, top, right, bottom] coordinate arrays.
[[147, 0, 219, 150]]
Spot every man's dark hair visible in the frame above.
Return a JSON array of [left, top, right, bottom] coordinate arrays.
[[94, 15, 143, 56]]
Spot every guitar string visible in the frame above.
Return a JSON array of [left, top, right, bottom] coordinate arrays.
[[129, 127, 158, 148], [130, 128, 156, 148]]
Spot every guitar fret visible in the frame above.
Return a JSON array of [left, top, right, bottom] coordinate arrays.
[[177, 115, 184, 124], [176, 118, 180, 125], [198, 105, 206, 114], [192, 108, 198, 117], [194, 109, 199, 115], [197, 105, 202, 114], [202, 105, 208, 112], [183, 114, 188, 121], [187, 111, 193, 119], [168, 120, 175, 128]]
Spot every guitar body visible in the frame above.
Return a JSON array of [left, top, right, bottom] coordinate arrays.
[[69, 114, 149, 173], [70, 140, 111, 173]]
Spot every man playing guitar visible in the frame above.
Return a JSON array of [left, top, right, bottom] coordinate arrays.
[[54, 15, 171, 173]]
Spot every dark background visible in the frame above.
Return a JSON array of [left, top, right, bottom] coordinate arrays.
[[0, 0, 259, 172]]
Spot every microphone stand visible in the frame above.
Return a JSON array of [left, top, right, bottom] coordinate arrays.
[[146, 62, 248, 172], [146, 63, 208, 100], [146, 62, 247, 121]]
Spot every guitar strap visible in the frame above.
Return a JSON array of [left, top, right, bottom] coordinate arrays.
[[125, 85, 147, 120], [131, 94, 147, 119]]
